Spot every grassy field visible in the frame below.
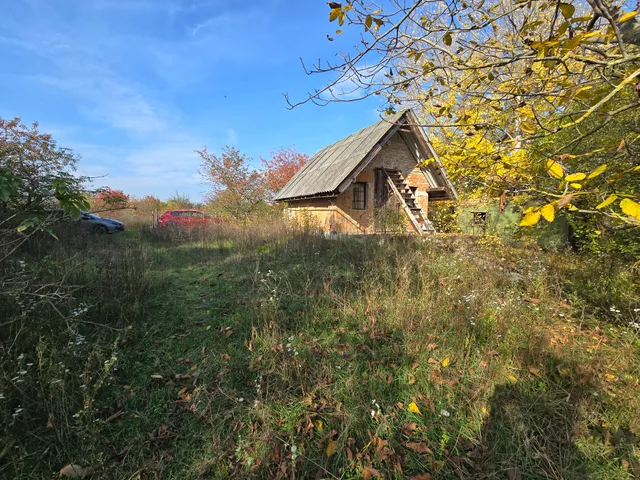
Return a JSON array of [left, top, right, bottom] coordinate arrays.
[[2, 224, 640, 479]]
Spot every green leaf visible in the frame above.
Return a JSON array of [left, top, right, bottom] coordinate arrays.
[[559, 2, 575, 19], [596, 194, 617, 209], [443, 32, 452, 46], [587, 164, 607, 179], [17, 217, 40, 233]]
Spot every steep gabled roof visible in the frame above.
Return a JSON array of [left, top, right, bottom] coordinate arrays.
[[275, 109, 457, 202]]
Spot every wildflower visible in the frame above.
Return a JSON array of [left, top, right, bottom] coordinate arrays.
[[17, 353, 25, 361], [610, 306, 621, 314], [238, 397, 244, 402], [290, 445, 298, 460], [439, 409, 450, 417]]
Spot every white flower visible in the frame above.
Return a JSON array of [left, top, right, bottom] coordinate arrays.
[[439, 409, 450, 417], [238, 397, 244, 402]]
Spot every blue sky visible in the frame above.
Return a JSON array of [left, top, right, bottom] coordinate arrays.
[[0, 0, 382, 200]]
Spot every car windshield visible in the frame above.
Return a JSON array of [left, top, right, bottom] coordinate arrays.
[[85, 213, 101, 219]]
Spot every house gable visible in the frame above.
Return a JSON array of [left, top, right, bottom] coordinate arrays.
[[275, 109, 457, 202]]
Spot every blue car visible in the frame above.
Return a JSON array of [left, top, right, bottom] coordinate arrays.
[[79, 212, 125, 234]]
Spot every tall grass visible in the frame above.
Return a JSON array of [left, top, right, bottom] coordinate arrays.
[[1, 221, 638, 478], [0, 225, 148, 476]]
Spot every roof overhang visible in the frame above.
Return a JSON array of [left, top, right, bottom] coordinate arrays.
[[276, 109, 457, 203]]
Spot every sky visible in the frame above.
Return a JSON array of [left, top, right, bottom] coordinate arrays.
[[0, 0, 383, 201]]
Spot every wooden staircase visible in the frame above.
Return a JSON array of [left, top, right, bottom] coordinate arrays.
[[384, 170, 436, 235]]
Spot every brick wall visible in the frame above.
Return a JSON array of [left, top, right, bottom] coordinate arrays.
[[285, 132, 434, 234]]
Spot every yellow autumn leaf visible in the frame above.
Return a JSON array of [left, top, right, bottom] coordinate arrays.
[[326, 439, 338, 457], [520, 210, 541, 227], [408, 402, 422, 415], [587, 164, 607, 179], [315, 420, 323, 431], [508, 374, 517, 383], [564, 172, 586, 182], [620, 198, 640, 221], [520, 121, 537, 134], [604, 373, 616, 380], [545, 159, 564, 179], [540, 203, 555, 223], [596, 194, 617, 209], [619, 11, 638, 22], [441, 358, 450, 367], [570, 183, 582, 189]]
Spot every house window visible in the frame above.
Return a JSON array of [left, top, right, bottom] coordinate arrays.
[[352, 182, 367, 210]]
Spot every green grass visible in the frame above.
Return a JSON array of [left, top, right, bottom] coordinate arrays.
[[2, 226, 640, 479]]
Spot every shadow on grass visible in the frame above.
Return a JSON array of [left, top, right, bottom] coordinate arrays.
[[475, 354, 636, 479]]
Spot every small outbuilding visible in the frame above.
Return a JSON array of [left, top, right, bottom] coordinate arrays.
[[275, 109, 457, 234]]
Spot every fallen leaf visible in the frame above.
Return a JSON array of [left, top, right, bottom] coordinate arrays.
[[405, 442, 432, 454], [59, 464, 88, 478], [407, 373, 416, 385], [403, 422, 418, 435], [408, 402, 422, 415], [363, 466, 382, 479], [412, 474, 432, 480], [508, 374, 517, 383], [441, 358, 450, 367], [428, 357, 439, 365], [524, 297, 542, 304], [326, 439, 338, 457], [528, 367, 540, 376]]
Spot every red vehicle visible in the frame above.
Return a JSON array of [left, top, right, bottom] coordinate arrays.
[[158, 209, 222, 227]]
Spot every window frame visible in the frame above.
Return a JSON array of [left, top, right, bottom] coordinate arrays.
[[352, 182, 367, 210]]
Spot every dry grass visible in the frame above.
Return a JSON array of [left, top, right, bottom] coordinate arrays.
[[1, 222, 639, 479]]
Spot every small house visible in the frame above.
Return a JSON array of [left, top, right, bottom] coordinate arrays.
[[275, 109, 457, 234]]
